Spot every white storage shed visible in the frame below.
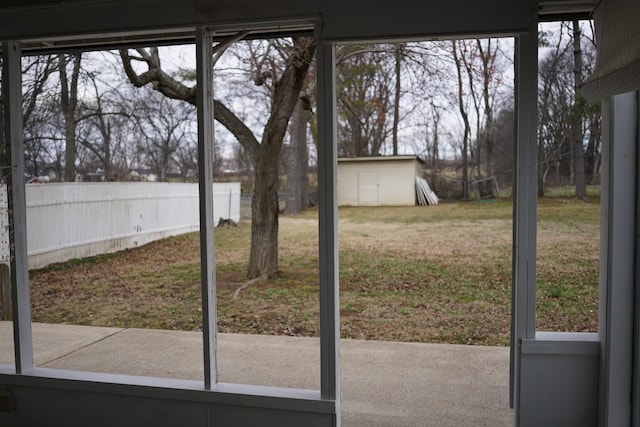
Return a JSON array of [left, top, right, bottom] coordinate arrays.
[[337, 156, 424, 206]]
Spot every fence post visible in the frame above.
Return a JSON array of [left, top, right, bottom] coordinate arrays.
[[0, 260, 10, 320]]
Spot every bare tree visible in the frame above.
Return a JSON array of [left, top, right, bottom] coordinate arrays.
[[493, 105, 515, 182], [237, 38, 316, 215], [537, 22, 600, 194], [538, 28, 568, 195], [426, 101, 442, 185], [23, 97, 61, 178], [132, 90, 196, 182], [18, 55, 59, 178], [336, 44, 392, 157], [75, 71, 133, 181], [284, 94, 312, 215], [175, 137, 198, 181], [581, 35, 601, 183], [119, 36, 315, 278], [457, 41, 483, 179]]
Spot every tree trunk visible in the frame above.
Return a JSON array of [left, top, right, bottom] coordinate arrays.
[[461, 125, 470, 199], [351, 116, 365, 157], [392, 44, 402, 156], [104, 124, 113, 181], [285, 98, 310, 215], [104, 140, 112, 181], [59, 53, 82, 182], [248, 151, 280, 278], [430, 107, 440, 185], [63, 111, 76, 181], [119, 37, 315, 279], [461, 42, 481, 180], [452, 42, 470, 199], [478, 39, 495, 177], [585, 109, 601, 183], [247, 37, 316, 278], [537, 133, 546, 197], [572, 20, 587, 199]]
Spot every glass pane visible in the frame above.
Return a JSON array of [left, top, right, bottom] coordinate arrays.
[[336, 38, 514, 425], [213, 36, 320, 390], [536, 21, 599, 333], [26, 46, 204, 380]]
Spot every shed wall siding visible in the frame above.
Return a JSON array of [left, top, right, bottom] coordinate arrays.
[[337, 160, 417, 206]]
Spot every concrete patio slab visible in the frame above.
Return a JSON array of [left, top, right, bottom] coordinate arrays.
[[0, 322, 512, 426], [0, 321, 123, 367]]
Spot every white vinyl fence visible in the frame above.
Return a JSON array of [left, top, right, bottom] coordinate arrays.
[[0, 182, 240, 269]]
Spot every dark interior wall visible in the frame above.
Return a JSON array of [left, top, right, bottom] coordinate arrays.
[[0, 385, 336, 427], [0, 372, 337, 427], [0, 0, 534, 43]]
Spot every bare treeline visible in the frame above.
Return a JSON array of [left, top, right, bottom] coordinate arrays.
[[11, 23, 596, 196], [3, 23, 597, 277]]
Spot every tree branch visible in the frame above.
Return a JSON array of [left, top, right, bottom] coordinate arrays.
[[119, 35, 262, 163]]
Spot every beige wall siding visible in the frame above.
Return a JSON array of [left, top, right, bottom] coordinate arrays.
[[337, 159, 419, 206]]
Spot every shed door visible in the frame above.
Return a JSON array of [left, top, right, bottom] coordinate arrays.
[[357, 172, 378, 206]]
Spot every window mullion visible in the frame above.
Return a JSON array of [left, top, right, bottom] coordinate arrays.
[[3, 41, 34, 374], [317, 38, 340, 403], [195, 27, 217, 390], [511, 27, 538, 413]]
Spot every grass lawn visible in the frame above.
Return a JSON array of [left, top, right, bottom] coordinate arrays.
[[30, 196, 600, 346]]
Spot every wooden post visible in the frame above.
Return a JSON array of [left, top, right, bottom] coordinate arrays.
[[0, 263, 10, 320]]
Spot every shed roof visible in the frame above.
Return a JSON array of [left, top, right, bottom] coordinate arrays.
[[337, 156, 424, 164]]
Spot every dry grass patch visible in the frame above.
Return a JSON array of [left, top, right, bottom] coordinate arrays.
[[30, 196, 599, 346]]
